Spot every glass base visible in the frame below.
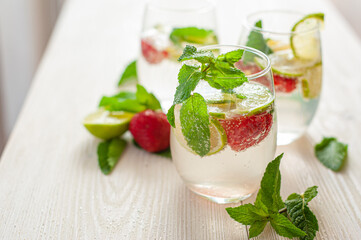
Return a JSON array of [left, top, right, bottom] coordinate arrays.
[[187, 185, 253, 204], [277, 132, 302, 145]]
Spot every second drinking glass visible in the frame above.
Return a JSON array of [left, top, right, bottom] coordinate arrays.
[[138, 0, 218, 109], [239, 10, 323, 145]]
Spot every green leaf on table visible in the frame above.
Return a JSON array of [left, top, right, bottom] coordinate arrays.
[[99, 96, 146, 112], [178, 45, 215, 64], [244, 20, 273, 63], [258, 153, 284, 213], [180, 93, 210, 156], [314, 137, 348, 171], [285, 186, 319, 240], [249, 220, 268, 238], [270, 213, 307, 238], [97, 138, 127, 175], [135, 84, 162, 110], [118, 60, 137, 86], [170, 27, 218, 45], [226, 203, 268, 225]]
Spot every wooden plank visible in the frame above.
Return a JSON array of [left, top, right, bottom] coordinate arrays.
[[0, 0, 360, 239]]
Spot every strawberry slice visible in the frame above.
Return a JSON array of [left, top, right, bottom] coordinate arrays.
[[141, 38, 168, 64], [218, 112, 273, 151], [273, 74, 297, 93]]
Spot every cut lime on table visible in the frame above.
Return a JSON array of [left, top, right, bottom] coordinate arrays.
[[290, 13, 324, 60], [83, 109, 134, 140], [173, 105, 227, 155]]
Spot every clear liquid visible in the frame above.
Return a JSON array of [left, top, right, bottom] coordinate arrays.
[[170, 122, 277, 204]]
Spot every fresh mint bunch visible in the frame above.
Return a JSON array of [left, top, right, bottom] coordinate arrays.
[[244, 20, 273, 63], [167, 45, 247, 156], [315, 137, 348, 171], [226, 153, 319, 239]]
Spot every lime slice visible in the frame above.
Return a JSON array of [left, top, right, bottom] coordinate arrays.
[[301, 63, 322, 99], [173, 105, 227, 155], [290, 13, 324, 60], [232, 83, 274, 115], [83, 109, 134, 140], [267, 39, 291, 52]]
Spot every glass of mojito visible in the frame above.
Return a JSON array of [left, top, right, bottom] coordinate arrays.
[[138, 0, 218, 108], [167, 45, 277, 204], [239, 10, 324, 145]]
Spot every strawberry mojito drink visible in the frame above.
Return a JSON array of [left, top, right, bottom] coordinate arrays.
[[239, 11, 324, 145], [138, 0, 218, 107], [167, 45, 277, 203]]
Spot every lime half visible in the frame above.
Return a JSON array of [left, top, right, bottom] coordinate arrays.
[[173, 105, 227, 155], [301, 63, 322, 99], [290, 13, 324, 60], [83, 109, 134, 140]]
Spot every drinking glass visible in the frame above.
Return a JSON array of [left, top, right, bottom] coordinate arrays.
[[138, 0, 218, 109], [170, 45, 277, 204], [239, 10, 323, 145]]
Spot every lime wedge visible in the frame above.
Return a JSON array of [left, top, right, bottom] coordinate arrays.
[[290, 13, 324, 60], [232, 83, 274, 115], [301, 63, 322, 99], [83, 109, 134, 140], [173, 105, 227, 155]]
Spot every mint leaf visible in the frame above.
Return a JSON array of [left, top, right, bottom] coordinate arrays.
[[208, 60, 248, 90], [303, 186, 318, 203], [249, 221, 268, 238], [258, 153, 284, 213], [174, 64, 202, 104], [244, 20, 273, 63], [180, 93, 210, 156], [98, 138, 127, 175], [118, 60, 137, 86], [99, 97, 146, 112], [170, 27, 217, 45], [178, 45, 215, 64], [167, 105, 176, 128], [217, 49, 244, 65], [135, 84, 162, 110], [226, 203, 268, 225], [270, 213, 307, 238], [285, 186, 319, 240], [315, 137, 347, 171]]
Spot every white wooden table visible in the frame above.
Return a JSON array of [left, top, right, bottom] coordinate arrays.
[[1, 0, 361, 239]]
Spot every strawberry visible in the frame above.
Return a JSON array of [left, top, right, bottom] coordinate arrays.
[[141, 38, 168, 64], [129, 110, 170, 152], [273, 74, 297, 93], [219, 112, 273, 151]]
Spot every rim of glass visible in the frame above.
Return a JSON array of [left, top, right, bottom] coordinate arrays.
[[244, 9, 320, 35], [198, 44, 272, 81], [147, 0, 215, 14]]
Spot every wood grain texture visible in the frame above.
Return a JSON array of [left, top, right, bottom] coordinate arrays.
[[0, 0, 361, 239]]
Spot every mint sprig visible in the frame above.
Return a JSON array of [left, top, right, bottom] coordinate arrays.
[[244, 20, 273, 63], [170, 27, 218, 46], [226, 153, 319, 239], [118, 60, 137, 86], [167, 46, 247, 155], [98, 138, 127, 175], [99, 84, 161, 112], [314, 137, 348, 171]]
